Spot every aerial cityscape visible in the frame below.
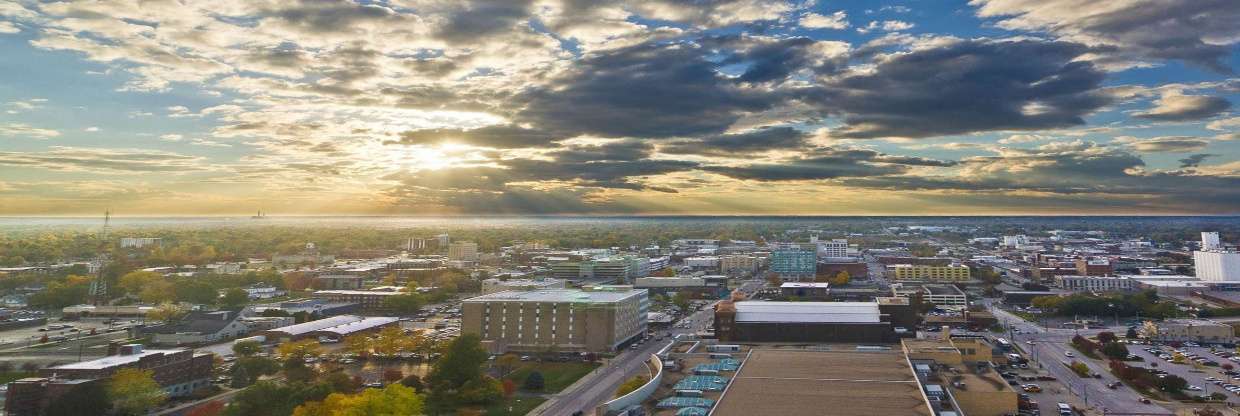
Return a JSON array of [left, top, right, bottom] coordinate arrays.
[[2, 0, 1240, 415]]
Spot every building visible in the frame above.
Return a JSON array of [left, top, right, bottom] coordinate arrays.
[[887, 264, 971, 282], [770, 248, 817, 281], [480, 278, 565, 295], [1204, 232, 1222, 251], [549, 256, 648, 282], [1055, 275, 1133, 292], [1001, 235, 1028, 248], [119, 237, 162, 248], [634, 276, 728, 299], [814, 238, 850, 258], [1074, 257, 1113, 276], [714, 300, 899, 343], [892, 284, 968, 308], [461, 287, 648, 353], [258, 315, 400, 342], [4, 345, 212, 416], [315, 275, 364, 290], [142, 309, 249, 346], [710, 348, 933, 416], [1154, 319, 1234, 344], [817, 260, 868, 279], [447, 241, 479, 262], [719, 254, 760, 275], [242, 285, 285, 300], [780, 282, 831, 299], [311, 289, 407, 310], [272, 243, 335, 266], [1195, 251, 1240, 281], [904, 337, 1018, 416], [683, 256, 721, 271], [256, 298, 359, 317]]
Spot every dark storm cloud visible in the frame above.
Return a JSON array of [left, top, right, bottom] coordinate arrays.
[[701, 147, 952, 181], [1179, 154, 1216, 169], [431, 0, 538, 45], [1133, 95, 1232, 121], [515, 41, 784, 138], [973, 0, 1240, 73], [810, 39, 1112, 139], [547, 140, 654, 163], [387, 125, 562, 148], [659, 127, 808, 156], [707, 36, 845, 83]]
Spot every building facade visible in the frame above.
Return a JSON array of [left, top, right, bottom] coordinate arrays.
[[447, 241, 479, 262], [770, 248, 817, 281], [1195, 251, 1240, 282], [887, 264, 972, 281], [1055, 275, 1133, 292], [1154, 319, 1234, 344], [719, 255, 760, 274], [461, 287, 648, 353]]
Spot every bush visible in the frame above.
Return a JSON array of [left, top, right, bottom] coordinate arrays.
[[1069, 361, 1091, 377], [523, 371, 545, 391]]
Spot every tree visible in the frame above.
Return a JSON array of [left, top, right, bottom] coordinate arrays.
[[1098, 332, 1117, 344], [427, 334, 488, 392], [827, 271, 851, 286], [232, 356, 279, 387], [495, 353, 520, 377], [1069, 361, 1091, 377], [221, 288, 249, 307], [399, 374, 424, 392], [672, 292, 691, 311], [1159, 374, 1188, 393], [277, 339, 323, 359], [1102, 342, 1130, 360], [185, 401, 225, 416], [1126, 327, 1140, 339], [383, 369, 404, 384], [233, 340, 262, 357], [175, 280, 219, 305], [382, 293, 425, 315], [45, 381, 110, 416], [147, 302, 189, 322], [501, 379, 517, 398], [523, 371, 545, 391], [292, 384, 424, 416], [109, 368, 166, 416], [1030, 295, 1064, 312]]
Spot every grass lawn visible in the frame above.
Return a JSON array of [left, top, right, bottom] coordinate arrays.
[[483, 397, 547, 416], [0, 371, 36, 385], [505, 362, 599, 394]]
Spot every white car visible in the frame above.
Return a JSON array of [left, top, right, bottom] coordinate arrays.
[[1065, 352, 1075, 358], [1188, 385, 1203, 391]]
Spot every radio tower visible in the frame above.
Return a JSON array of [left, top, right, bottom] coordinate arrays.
[[90, 210, 111, 305]]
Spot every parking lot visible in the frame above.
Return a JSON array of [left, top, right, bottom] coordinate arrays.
[[1125, 341, 1240, 404]]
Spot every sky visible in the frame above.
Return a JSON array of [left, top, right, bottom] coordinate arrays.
[[0, 0, 1238, 216]]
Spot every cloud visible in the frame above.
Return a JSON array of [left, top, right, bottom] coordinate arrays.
[[387, 125, 562, 149], [1133, 90, 1231, 121], [0, 146, 207, 173], [660, 126, 809, 156], [971, 0, 1240, 72], [800, 11, 848, 29], [1113, 136, 1210, 153], [701, 147, 952, 181], [0, 123, 61, 139], [811, 39, 1112, 139], [1208, 117, 1240, 131], [1179, 154, 1215, 168], [857, 20, 914, 34], [0, 21, 19, 34]]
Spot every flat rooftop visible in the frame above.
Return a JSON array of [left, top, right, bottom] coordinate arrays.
[[712, 349, 931, 416], [463, 288, 642, 303], [733, 301, 880, 323], [54, 349, 193, 370]]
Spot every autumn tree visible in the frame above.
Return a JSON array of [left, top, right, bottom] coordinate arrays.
[[185, 401, 224, 416], [827, 271, 851, 286], [109, 368, 166, 416], [221, 288, 249, 308], [292, 384, 424, 416]]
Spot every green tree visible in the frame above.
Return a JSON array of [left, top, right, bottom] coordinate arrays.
[[45, 381, 110, 416], [523, 371, 545, 391], [399, 374, 424, 393], [495, 354, 520, 377], [1102, 342, 1130, 360], [427, 334, 488, 391], [221, 288, 249, 307], [233, 340, 262, 357], [382, 293, 425, 315], [175, 279, 220, 305], [1126, 327, 1140, 339], [109, 368, 166, 416], [292, 384, 424, 416]]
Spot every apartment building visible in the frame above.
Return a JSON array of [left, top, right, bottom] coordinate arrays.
[[887, 264, 971, 281], [1054, 275, 1133, 292]]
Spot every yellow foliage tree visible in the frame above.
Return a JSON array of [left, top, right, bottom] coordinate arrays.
[[827, 271, 851, 286], [109, 368, 167, 415], [277, 339, 322, 359], [292, 384, 423, 416]]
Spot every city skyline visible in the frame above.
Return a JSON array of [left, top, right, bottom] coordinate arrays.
[[1, 0, 1239, 216]]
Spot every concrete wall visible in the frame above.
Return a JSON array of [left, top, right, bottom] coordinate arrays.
[[600, 354, 663, 415]]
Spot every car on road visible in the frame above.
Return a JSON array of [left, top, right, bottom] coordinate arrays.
[[1022, 384, 1042, 393], [1064, 351, 1074, 358], [1138, 398, 1151, 404], [1107, 381, 1122, 389]]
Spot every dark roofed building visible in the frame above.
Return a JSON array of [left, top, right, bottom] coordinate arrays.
[[142, 308, 249, 346]]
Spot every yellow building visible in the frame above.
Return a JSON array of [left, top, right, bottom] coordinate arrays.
[[887, 264, 971, 281]]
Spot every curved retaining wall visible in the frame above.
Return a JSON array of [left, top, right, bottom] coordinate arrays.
[[600, 354, 664, 414]]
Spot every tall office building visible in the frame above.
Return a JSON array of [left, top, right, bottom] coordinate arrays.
[[770, 248, 817, 281], [814, 238, 850, 258], [461, 287, 648, 353], [1203, 232, 1222, 251]]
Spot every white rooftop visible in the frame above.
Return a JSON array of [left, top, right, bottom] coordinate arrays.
[[733, 301, 881, 323], [54, 349, 188, 370], [464, 288, 643, 303], [781, 282, 830, 288], [266, 315, 369, 336]]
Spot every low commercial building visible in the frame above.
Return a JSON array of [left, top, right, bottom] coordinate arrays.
[[1074, 258, 1113, 276], [62, 304, 154, 318], [258, 315, 400, 342], [904, 337, 1018, 416], [480, 278, 565, 295], [1154, 319, 1234, 344], [4, 344, 212, 416], [683, 256, 721, 271], [719, 254, 760, 274], [1055, 275, 1133, 292], [461, 287, 648, 353], [887, 264, 971, 282], [142, 309, 250, 346], [634, 276, 728, 299], [119, 237, 162, 248], [780, 282, 831, 299], [713, 301, 898, 343], [711, 348, 932, 416]]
